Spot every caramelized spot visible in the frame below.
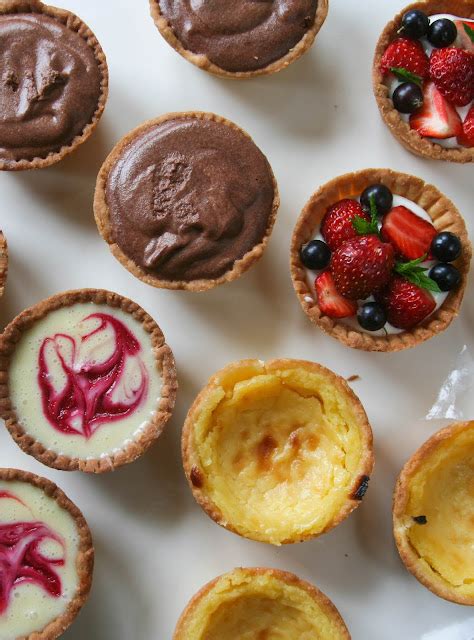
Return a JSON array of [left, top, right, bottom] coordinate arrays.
[[232, 452, 245, 472], [352, 475, 370, 500], [289, 430, 300, 449], [413, 515, 428, 525], [190, 465, 203, 488], [306, 434, 319, 451], [256, 434, 278, 471], [258, 631, 269, 640]]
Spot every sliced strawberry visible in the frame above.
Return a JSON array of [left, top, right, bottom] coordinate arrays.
[[409, 81, 463, 139], [458, 106, 474, 147], [380, 38, 429, 78], [429, 47, 474, 107], [320, 199, 370, 252], [377, 277, 436, 329], [455, 20, 474, 53], [315, 271, 357, 319], [381, 206, 437, 261]]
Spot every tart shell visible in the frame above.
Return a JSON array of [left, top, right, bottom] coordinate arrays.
[[0, 288, 177, 473], [373, 0, 474, 163], [290, 168, 472, 352], [94, 111, 280, 292], [0, 231, 7, 299], [149, 0, 329, 79], [0, 0, 109, 172]]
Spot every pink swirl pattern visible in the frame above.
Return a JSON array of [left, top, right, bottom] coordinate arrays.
[[38, 312, 148, 439]]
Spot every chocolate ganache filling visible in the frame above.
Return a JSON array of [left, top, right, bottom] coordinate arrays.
[[106, 117, 276, 282], [158, 0, 319, 72], [0, 13, 102, 162]]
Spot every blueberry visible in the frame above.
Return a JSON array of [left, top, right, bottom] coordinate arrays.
[[300, 240, 331, 270], [360, 184, 393, 216], [430, 232, 462, 263], [429, 263, 461, 291], [357, 302, 388, 331], [401, 10, 430, 39], [392, 82, 424, 113], [428, 18, 457, 48]]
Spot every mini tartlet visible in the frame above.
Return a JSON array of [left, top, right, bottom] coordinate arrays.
[[291, 168, 471, 352], [0, 468, 93, 639], [149, 0, 329, 79], [182, 359, 373, 545], [373, 1, 474, 163], [0, 289, 177, 473], [0, 231, 7, 299], [393, 421, 474, 605], [94, 112, 279, 292], [173, 567, 351, 639]]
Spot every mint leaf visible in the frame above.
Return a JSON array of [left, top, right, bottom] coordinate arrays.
[[352, 194, 379, 236], [464, 22, 474, 43], [395, 256, 441, 293], [390, 67, 423, 85]]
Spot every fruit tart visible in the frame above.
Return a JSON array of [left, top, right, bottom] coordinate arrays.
[[291, 169, 471, 352], [374, 0, 474, 162]]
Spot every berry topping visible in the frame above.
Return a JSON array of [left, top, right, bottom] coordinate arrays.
[[377, 276, 436, 329], [458, 106, 474, 147], [431, 232, 462, 262], [400, 10, 430, 39], [380, 38, 429, 78], [300, 240, 331, 270], [381, 205, 437, 261], [321, 199, 369, 251], [330, 235, 395, 300], [429, 47, 474, 107], [429, 263, 461, 291], [393, 82, 424, 113], [357, 302, 388, 332], [428, 18, 458, 48], [409, 81, 463, 138], [360, 184, 393, 216], [315, 271, 358, 319], [455, 20, 474, 53]]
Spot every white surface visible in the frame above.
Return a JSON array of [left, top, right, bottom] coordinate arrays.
[[0, 1, 473, 638]]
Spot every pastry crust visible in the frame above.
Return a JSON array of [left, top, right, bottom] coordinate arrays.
[[290, 168, 472, 352], [0, 467, 94, 640], [0, 0, 109, 172], [393, 421, 474, 605], [182, 358, 374, 545], [0, 231, 7, 299], [0, 289, 177, 473], [94, 111, 280, 292], [373, 0, 474, 163], [174, 567, 351, 639], [149, 0, 329, 79]]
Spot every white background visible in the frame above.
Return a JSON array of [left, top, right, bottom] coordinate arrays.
[[0, 1, 473, 638]]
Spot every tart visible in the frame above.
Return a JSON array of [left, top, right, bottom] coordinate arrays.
[[173, 567, 351, 639], [0, 289, 177, 473], [0, 468, 93, 639], [291, 168, 471, 352], [373, 1, 474, 162], [182, 359, 373, 545], [94, 112, 279, 292], [393, 421, 474, 605], [0, 0, 108, 171], [0, 231, 7, 299], [149, 0, 329, 79]]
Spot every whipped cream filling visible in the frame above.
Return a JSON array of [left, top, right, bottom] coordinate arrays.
[[8, 303, 163, 460], [303, 195, 448, 336], [0, 480, 80, 638]]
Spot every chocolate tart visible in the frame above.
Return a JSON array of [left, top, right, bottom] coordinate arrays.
[[373, 0, 474, 163], [0, 0, 108, 171], [393, 421, 474, 605], [149, 0, 329, 79], [0, 231, 7, 299], [291, 168, 471, 352], [182, 359, 373, 545], [0, 289, 177, 473], [94, 112, 279, 292], [0, 468, 93, 639]]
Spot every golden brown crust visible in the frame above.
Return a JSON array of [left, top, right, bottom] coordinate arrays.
[[290, 168, 472, 352], [373, 0, 474, 163], [94, 111, 280, 292], [0, 467, 94, 640], [182, 358, 374, 544], [393, 421, 474, 605], [173, 567, 351, 639], [0, 0, 109, 172], [0, 288, 177, 473], [0, 231, 7, 299], [149, 0, 329, 79]]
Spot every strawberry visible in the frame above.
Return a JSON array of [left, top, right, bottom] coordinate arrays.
[[455, 20, 474, 53], [330, 235, 395, 300], [381, 206, 437, 261], [315, 271, 357, 319], [429, 47, 474, 107], [380, 38, 429, 78], [409, 81, 463, 138], [458, 106, 474, 147], [377, 276, 436, 329], [320, 199, 370, 252]]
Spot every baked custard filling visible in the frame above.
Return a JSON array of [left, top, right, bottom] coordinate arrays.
[[192, 362, 365, 543]]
